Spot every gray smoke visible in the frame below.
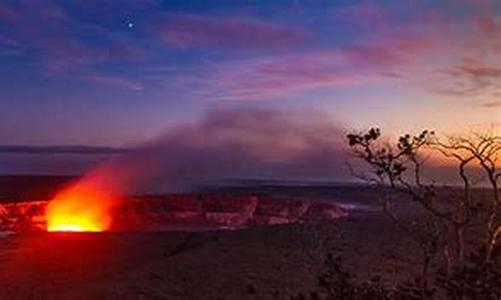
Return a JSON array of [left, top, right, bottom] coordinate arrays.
[[96, 106, 350, 194]]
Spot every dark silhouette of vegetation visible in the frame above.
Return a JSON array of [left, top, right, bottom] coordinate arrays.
[[292, 253, 434, 300], [339, 127, 500, 299], [292, 254, 392, 300], [293, 252, 501, 299], [436, 250, 501, 300]]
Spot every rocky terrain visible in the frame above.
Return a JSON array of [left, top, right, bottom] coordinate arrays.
[[0, 195, 348, 233], [1, 176, 401, 300], [0, 210, 426, 300]]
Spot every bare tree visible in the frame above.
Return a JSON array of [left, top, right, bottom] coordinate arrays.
[[347, 129, 444, 292], [434, 132, 501, 264], [346, 128, 501, 294]]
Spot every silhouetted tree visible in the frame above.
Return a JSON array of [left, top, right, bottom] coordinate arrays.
[[346, 128, 500, 297], [347, 129, 442, 292], [291, 128, 500, 300], [434, 133, 501, 265]]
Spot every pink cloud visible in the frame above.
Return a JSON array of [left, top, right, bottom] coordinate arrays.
[[328, 3, 501, 107], [460, 63, 501, 78], [472, 15, 501, 53], [384, 11, 501, 105], [433, 56, 501, 100], [214, 54, 363, 99], [475, 15, 501, 35], [210, 32, 434, 100], [482, 101, 501, 108], [155, 14, 309, 50], [340, 33, 434, 73]]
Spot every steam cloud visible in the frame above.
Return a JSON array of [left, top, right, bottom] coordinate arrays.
[[0, 106, 467, 193], [68, 107, 348, 195]]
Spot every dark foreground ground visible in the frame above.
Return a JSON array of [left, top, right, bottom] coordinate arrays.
[[0, 215, 421, 300], [0, 176, 426, 299]]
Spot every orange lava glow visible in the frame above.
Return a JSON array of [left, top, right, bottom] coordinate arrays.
[[46, 182, 116, 232]]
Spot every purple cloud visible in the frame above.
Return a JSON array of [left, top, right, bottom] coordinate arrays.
[[155, 14, 309, 50], [213, 54, 362, 99], [83, 74, 144, 91], [0, 0, 151, 90], [208, 32, 434, 100], [433, 57, 501, 100], [332, 1, 390, 30], [0, 1, 102, 74]]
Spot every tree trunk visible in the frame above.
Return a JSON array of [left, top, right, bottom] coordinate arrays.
[[456, 225, 465, 270]]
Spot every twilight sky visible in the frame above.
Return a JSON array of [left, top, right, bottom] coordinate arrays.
[[0, 0, 499, 178]]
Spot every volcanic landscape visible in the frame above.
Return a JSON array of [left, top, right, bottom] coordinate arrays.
[[0, 175, 423, 299]]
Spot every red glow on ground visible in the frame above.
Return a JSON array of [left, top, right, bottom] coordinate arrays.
[[46, 182, 116, 232]]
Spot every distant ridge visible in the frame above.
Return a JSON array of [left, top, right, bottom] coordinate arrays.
[[0, 145, 131, 154], [196, 178, 362, 188], [0, 175, 75, 202]]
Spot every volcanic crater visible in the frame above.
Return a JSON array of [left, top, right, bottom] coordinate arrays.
[[0, 194, 348, 234]]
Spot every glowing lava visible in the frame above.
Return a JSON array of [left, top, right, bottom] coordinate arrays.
[[46, 182, 116, 233]]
